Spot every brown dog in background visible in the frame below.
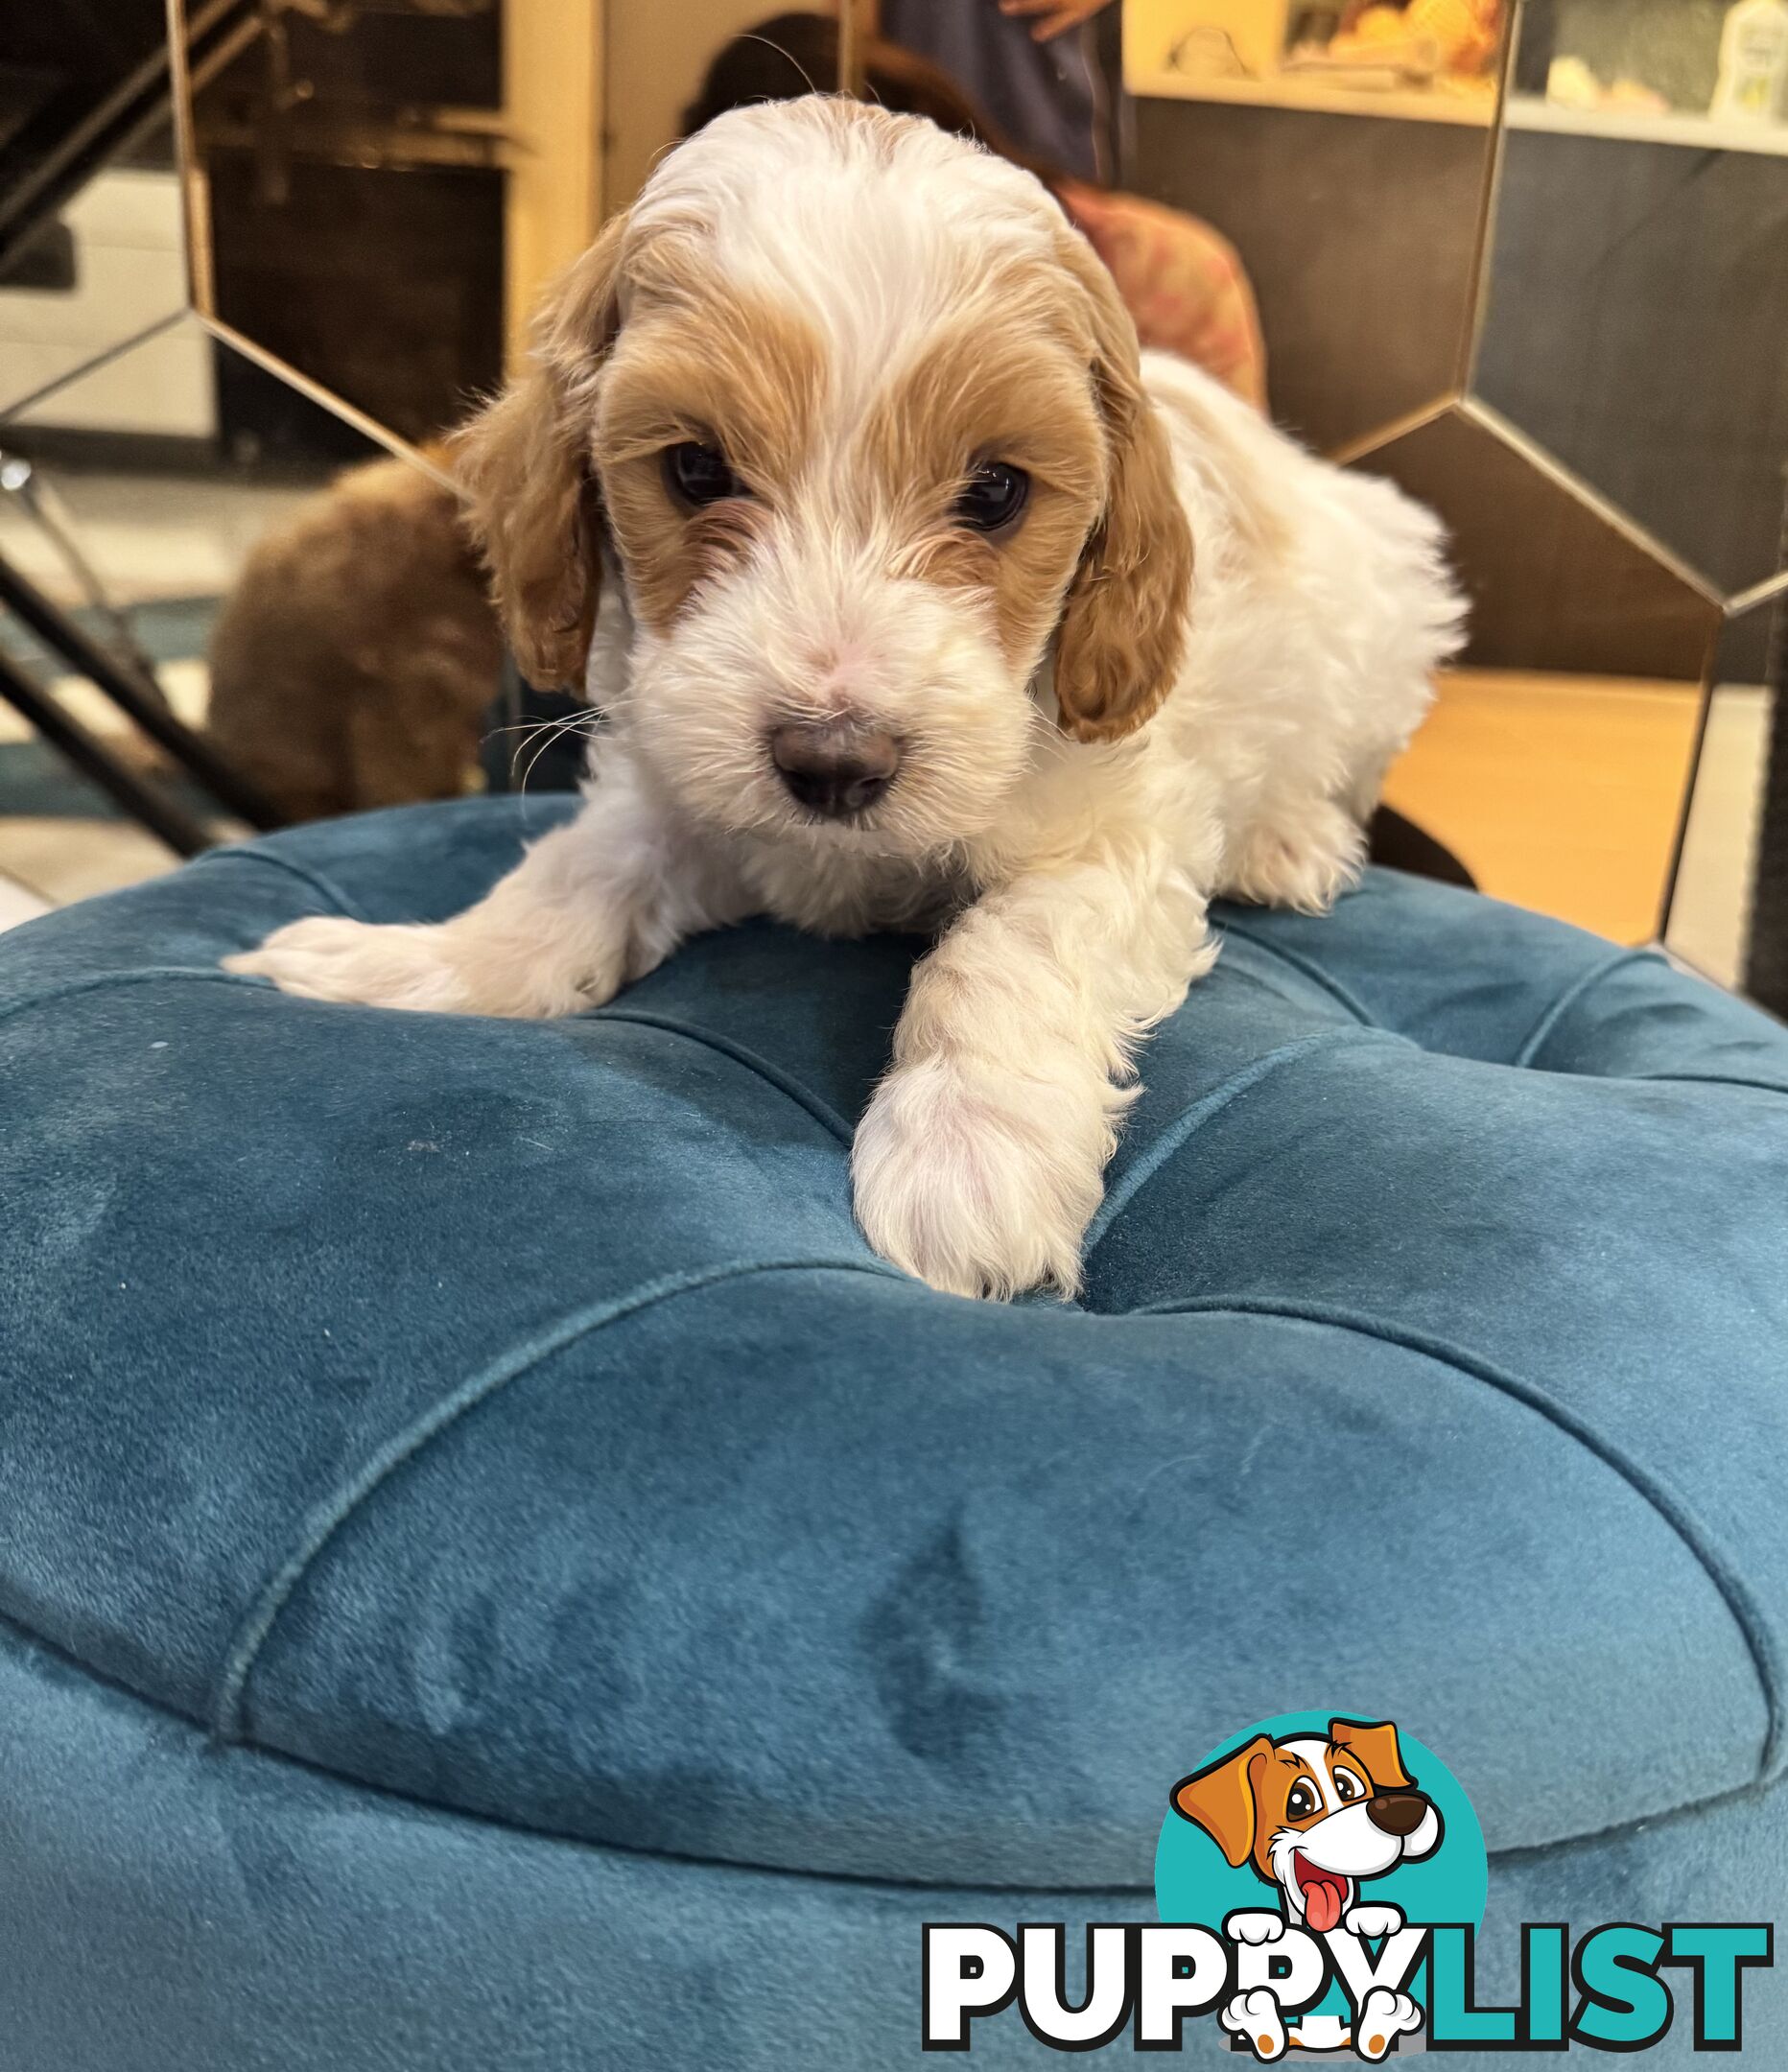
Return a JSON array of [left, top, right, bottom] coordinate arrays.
[[204, 453, 502, 822]]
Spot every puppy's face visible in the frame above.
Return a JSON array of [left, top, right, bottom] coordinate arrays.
[[597, 245, 1106, 857], [455, 102, 1191, 862]]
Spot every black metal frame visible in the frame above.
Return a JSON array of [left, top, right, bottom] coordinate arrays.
[[0, 0, 283, 857], [0, 547, 282, 855]]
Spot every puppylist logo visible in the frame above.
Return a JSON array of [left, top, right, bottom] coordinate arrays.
[[923, 1710, 1774, 2056]]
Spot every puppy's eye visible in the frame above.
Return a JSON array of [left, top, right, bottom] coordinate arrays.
[[954, 460, 1029, 533], [1286, 1782, 1318, 1821], [664, 440, 741, 509], [1334, 1770, 1365, 1803]]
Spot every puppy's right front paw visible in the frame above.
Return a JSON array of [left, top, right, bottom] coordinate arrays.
[[224, 913, 617, 1017], [850, 1058, 1101, 1299], [224, 916, 478, 1012]]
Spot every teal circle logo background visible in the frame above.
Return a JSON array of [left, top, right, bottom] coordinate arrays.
[[1156, 1709, 1488, 2019]]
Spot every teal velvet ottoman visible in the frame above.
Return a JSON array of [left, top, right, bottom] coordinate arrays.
[[2, 795, 1785, 2068]]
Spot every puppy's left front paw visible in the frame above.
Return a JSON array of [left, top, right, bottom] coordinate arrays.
[[851, 1058, 1104, 1300]]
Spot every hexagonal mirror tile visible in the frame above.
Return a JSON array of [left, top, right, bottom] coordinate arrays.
[[1126, 0, 1512, 454], [0, 317, 459, 900], [172, 0, 846, 448], [1354, 401, 1721, 944], [0, 0, 187, 420], [1471, 0, 1788, 605]]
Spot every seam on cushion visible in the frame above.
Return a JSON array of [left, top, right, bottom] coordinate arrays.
[[1081, 1030, 1386, 1258], [211, 1256, 902, 1744], [186, 844, 369, 922], [1124, 1292, 1782, 1783], [0, 966, 270, 1033], [3, 1598, 1778, 1895], [1512, 948, 1665, 1069], [1211, 916, 1377, 1027], [1631, 1071, 1788, 1099], [583, 1007, 856, 1144]]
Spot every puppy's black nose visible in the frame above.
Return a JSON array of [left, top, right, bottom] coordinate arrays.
[[770, 722, 901, 818], [1366, 1792, 1430, 1837]]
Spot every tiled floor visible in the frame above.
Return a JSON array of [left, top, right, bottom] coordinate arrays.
[[0, 872, 48, 930], [0, 469, 310, 609]]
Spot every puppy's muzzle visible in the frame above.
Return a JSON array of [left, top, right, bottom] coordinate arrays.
[[770, 720, 902, 819], [1366, 1791, 1431, 1837]]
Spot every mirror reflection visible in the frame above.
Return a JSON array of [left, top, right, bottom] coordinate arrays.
[[0, 318, 445, 902], [176, 0, 506, 446], [1473, 0, 1788, 600], [0, 0, 188, 418], [173, 1, 853, 440], [3, 0, 1776, 1012], [1356, 404, 1717, 947], [1126, 0, 1508, 451]]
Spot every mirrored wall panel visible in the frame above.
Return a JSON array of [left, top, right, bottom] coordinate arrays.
[[1126, 0, 1510, 450], [173, 0, 506, 448], [1357, 403, 1718, 946], [0, 0, 189, 418], [172, 1, 846, 445], [1472, 0, 1788, 602], [0, 317, 483, 902]]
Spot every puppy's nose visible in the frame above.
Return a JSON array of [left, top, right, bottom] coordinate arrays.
[[1366, 1792, 1430, 1837], [769, 721, 902, 818]]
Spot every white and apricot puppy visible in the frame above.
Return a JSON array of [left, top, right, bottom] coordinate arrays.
[[228, 100, 1462, 1299]]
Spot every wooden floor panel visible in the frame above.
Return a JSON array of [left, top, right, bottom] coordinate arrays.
[[1384, 669, 1704, 945]]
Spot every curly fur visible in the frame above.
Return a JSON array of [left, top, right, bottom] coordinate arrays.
[[227, 102, 1464, 1300], [205, 454, 504, 820]]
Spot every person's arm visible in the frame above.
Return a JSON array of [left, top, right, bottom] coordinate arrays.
[[997, 0, 1115, 43]]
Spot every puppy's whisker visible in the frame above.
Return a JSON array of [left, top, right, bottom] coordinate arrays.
[[512, 712, 604, 794], [482, 714, 600, 743]]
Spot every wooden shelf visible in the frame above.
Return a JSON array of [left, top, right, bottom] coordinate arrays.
[[1125, 65, 1496, 127], [1503, 95, 1788, 158]]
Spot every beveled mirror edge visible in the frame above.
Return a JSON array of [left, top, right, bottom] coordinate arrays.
[[160, 0, 454, 485]]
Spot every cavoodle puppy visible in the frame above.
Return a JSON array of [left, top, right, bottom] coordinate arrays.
[[228, 100, 1463, 1299]]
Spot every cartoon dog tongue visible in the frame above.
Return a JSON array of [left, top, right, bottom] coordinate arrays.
[[1296, 1856, 1349, 1933]]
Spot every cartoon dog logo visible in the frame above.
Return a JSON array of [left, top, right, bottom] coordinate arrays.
[[1171, 1717, 1442, 2060]]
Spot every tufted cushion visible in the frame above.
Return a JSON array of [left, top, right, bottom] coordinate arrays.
[[3, 794, 1786, 1910]]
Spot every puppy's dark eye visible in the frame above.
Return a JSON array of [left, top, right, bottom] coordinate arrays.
[[954, 460, 1029, 533], [664, 440, 741, 508], [1334, 1771, 1364, 1803], [1287, 1782, 1318, 1821]]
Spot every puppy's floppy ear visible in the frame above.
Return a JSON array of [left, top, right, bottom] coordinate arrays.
[[451, 213, 629, 690], [1052, 228, 1193, 744], [1170, 1733, 1272, 1869], [1329, 1718, 1414, 1793]]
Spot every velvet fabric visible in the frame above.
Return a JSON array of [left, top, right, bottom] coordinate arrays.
[[3, 795, 1785, 2065]]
